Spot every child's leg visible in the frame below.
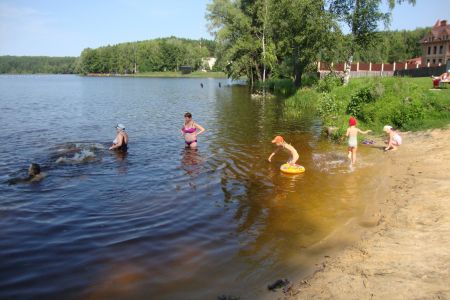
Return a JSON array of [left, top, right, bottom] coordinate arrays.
[[352, 147, 357, 164], [348, 147, 352, 159], [288, 155, 299, 165]]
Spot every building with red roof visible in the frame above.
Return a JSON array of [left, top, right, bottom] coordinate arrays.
[[420, 20, 450, 65]]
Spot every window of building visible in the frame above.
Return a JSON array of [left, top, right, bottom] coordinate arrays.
[[439, 45, 443, 54], [433, 46, 437, 54], [428, 46, 431, 54], [427, 59, 430, 63], [432, 59, 436, 64], [438, 59, 442, 63]]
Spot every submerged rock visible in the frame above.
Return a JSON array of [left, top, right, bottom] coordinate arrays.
[[267, 278, 291, 291]]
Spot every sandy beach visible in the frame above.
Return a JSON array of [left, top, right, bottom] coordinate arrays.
[[281, 128, 450, 300]]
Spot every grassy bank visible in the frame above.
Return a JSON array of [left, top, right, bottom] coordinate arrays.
[[86, 71, 227, 78], [285, 76, 450, 141]]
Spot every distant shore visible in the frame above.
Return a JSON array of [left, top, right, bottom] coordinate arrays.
[[85, 71, 228, 78], [282, 128, 450, 299]]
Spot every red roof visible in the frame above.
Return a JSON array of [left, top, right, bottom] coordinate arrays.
[[406, 57, 422, 64], [420, 19, 450, 44]]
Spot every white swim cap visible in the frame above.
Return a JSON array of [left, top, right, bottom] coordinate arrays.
[[116, 124, 125, 130], [383, 125, 392, 132]]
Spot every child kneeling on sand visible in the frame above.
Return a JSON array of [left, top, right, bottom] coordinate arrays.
[[346, 117, 371, 165], [384, 125, 402, 151], [268, 136, 299, 165]]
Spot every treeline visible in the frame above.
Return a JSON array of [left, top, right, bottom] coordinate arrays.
[[78, 37, 216, 74], [0, 56, 78, 74], [354, 27, 430, 63], [0, 27, 427, 76]]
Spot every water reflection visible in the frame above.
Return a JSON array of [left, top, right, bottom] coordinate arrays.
[[180, 148, 203, 177]]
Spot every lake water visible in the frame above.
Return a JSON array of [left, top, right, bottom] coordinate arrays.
[[0, 75, 384, 299]]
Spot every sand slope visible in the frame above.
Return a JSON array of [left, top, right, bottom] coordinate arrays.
[[286, 129, 450, 300]]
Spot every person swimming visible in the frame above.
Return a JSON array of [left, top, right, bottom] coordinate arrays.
[[7, 163, 45, 185], [109, 124, 128, 152], [181, 112, 205, 149]]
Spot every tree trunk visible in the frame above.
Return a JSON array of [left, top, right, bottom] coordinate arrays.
[[294, 64, 302, 87], [343, 55, 353, 86], [293, 46, 303, 88]]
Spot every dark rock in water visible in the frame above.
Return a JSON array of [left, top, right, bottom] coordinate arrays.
[[267, 278, 290, 291], [324, 126, 338, 136]]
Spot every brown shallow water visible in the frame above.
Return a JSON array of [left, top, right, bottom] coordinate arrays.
[[0, 75, 384, 299]]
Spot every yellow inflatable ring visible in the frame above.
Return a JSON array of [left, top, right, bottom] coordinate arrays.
[[280, 163, 305, 174]]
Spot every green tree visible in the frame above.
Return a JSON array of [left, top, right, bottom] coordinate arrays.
[[327, 0, 416, 84], [270, 0, 336, 87]]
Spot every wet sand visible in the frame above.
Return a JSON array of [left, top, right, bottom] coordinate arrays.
[[283, 128, 450, 300]]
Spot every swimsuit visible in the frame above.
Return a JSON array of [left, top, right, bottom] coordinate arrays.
[[112, 134, 128, 152], [348, 136, 357, 148], [182, 127, 196, 134], [183, 123, 197, 146], [393, 133, 402, 145], [185, 140, 197, 146]]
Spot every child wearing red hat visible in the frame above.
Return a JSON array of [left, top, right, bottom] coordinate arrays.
[[268, 135, 299, 165], [346, 117, 371, 165]]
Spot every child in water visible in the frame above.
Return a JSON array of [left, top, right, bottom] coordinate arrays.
[[346, 117, 371, 165], [383, 125, 402, 151], [268, 136, 299, 165], [7, 163, 45, 185]]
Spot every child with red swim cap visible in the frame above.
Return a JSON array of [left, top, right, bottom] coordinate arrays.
[[268, 135, 299, 165], [346, 117, 371, 165]]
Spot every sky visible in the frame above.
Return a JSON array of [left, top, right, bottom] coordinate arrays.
[[0, 0, 449, 57]]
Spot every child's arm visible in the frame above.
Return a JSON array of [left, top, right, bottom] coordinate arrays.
[[358, 129, 372, 134], [385, 132, 394, 150], [346, 128, 350, 137], [268, 147, 280, 162]]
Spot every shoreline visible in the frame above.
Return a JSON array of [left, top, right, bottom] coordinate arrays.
[[279, 128, 450, 299], [85, 71, 228, 78]]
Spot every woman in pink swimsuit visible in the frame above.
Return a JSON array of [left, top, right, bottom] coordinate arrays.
[[181, 112, 205, 148]]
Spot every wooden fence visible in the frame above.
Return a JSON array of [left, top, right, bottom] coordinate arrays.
[[317, 61, 448, 78]]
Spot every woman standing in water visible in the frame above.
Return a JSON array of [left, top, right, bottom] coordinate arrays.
[[181, 112, 205, 148], [109, 124, 128, 152]]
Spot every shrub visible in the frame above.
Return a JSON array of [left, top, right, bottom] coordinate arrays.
[[346, 87, 376, 120], [391, 100, 425, 129], [315, 73, 343, 93], [317, 93, 340, 125]]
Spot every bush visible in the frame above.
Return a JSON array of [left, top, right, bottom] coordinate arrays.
[[346, 87, 376, 120], [285, 88, 319, 111], [391, 100, 425, 129], [259, 78, 296, 96], [301, 74, 319, 87], [315, 73, 343, 93], [317, 93, 341, 125]]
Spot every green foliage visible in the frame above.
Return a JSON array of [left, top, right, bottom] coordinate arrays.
[[391, 100, 425, 129], [284, 88, 319, 111], [207, 0, 336, 87], [315, 73, 343, 93], [301, 74, 319, 88], [284, 77, 450, 142], [346, 87, 376, 120], [79, 37, 215, 74], [317, 93, 341, 125], [0, 56, 78, 74], [354, 27, 429, 63], [259, 78, 295, 95]]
